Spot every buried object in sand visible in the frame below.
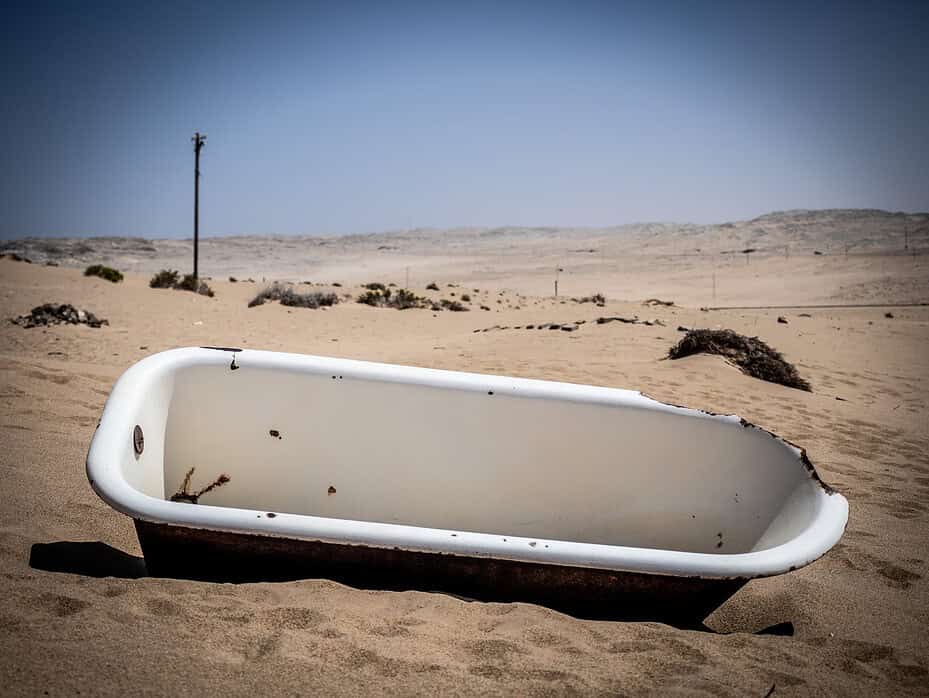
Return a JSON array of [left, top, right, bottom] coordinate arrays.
[[86, 348, 847, 619]]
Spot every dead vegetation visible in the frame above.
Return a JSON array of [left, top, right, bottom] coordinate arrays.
[[668, 329, 811, 391], [84, 264, 123, 283], [573, 293, 606, 306], [175, 274, 215, 297], [170, 467, 230, 504], [149, 269, 180, 288], [438, 298, 469, 312], [357, 287, 428, 309], [597, 316, 665, 327], [149, 269, 214, 297], [249, 283, 339, 309]]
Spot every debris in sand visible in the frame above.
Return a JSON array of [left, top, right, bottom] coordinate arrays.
[[643, 298, 674, 307], [572, 293, 606, 306], [0, 252, 32, 263], [777, 316, 788, 324], [11, 303, 108, 329], [668, 329, 811, 391], [597, 316, 666, 327], [885, 312, 894, 319], [170, 467, 230, 504]]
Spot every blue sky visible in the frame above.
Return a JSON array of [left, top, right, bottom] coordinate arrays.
[[2, 0, 927, 239]]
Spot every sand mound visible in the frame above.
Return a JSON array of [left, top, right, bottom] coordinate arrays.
[[668, 329, 811, 391]]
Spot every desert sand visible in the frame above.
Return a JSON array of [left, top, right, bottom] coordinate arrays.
[[1, 209, 928, 695]]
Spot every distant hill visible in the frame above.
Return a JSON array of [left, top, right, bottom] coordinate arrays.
[[1, 209, 925, 277]]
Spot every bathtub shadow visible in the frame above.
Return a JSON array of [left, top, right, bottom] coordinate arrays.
[[30, 538, 762, 629], [30, 541, 148, 579]]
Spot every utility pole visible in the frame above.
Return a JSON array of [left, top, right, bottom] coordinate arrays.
[[192, 132, 207, 279], [905, 222, 909, 251]]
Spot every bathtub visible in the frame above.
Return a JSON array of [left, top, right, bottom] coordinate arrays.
[[86, 347, 848, 620]]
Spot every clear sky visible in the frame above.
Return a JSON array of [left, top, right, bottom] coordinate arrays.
[[2, 0, 927, 239]]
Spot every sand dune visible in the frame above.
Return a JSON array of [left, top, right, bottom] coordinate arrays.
[[0, 215, 927, 695]]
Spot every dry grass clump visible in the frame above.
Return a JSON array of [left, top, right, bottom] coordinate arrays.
[[357, 287, 427, 310], [149, 269, 180, 288], [149, 269, 214, 297], [668, 329, 811, 391], [438, 298, 469, 312], [175, 274, 215, 297], [248, 283, 339, 309], [170, 467, 230, 504], [84, 264, 123, 283]]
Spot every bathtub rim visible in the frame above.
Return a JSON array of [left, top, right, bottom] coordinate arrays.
[[86, 347, 849, 581]]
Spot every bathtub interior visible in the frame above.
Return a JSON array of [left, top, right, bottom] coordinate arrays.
[[122, 358, 827, 556]]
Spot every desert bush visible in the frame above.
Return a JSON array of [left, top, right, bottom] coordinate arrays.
[[249, 283, 337, 309], [280, 289, 337, 308], [668, 329, 811, 391], [440, 299, 469, 312], [426, 282, 439, 291], [84, 264, 123, 283], [176, 274, 215, 297], [461, 293, 471, 302], [150, 269, 180, 288], [357, 287, 427, 310], [364, 282, 386, 291]]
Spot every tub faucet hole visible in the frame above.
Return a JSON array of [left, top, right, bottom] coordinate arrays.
[[132, 425, 144, 456]]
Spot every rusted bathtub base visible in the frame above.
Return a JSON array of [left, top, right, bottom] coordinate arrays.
[[134, 520, 745, 623]]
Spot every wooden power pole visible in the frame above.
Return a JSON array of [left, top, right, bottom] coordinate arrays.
[[192, 132, 207, 279]]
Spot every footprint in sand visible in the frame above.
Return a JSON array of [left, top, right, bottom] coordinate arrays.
[[36, 592, 90, 617]]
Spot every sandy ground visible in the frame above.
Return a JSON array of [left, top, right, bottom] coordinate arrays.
[[0, 224, 928, 695]]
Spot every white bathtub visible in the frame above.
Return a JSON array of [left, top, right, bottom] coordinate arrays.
[[86, 347, 848, 619]]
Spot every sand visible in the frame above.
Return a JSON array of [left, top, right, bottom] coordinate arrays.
[[1, 212, 928, 695]]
